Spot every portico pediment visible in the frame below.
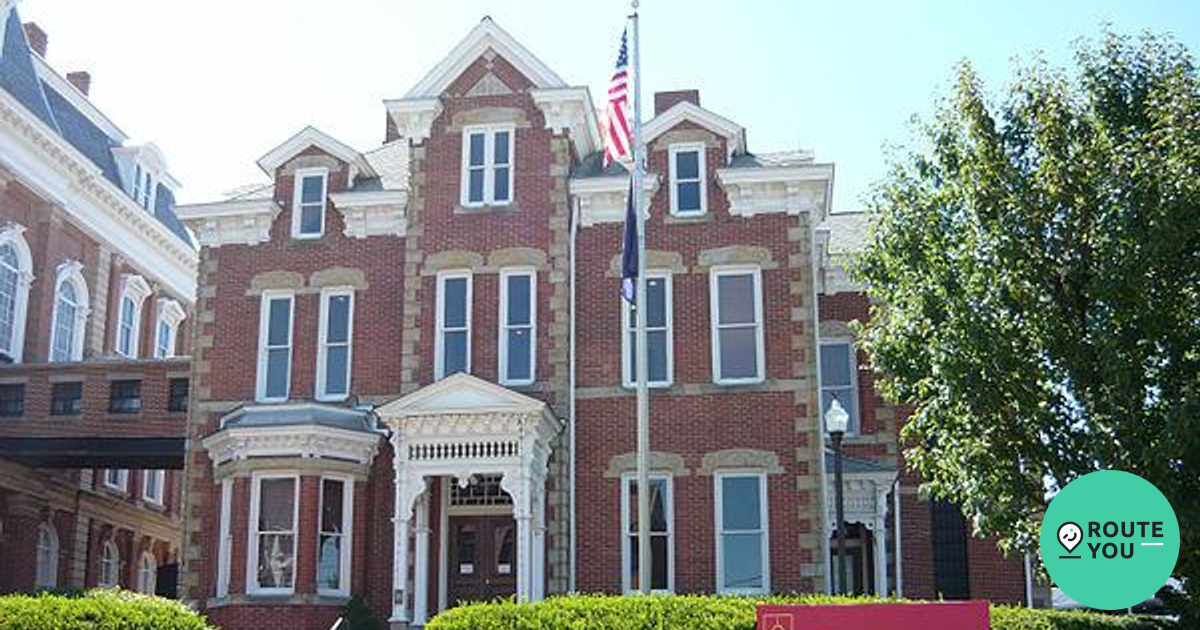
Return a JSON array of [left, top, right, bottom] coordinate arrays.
[[377, 372, 554, 423]]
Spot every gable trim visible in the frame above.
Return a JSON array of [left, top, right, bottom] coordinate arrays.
[[256, 126, 376, 179], [644, 101, 745, 156]]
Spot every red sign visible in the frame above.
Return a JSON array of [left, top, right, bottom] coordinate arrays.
[[757, 602, 990, 630]]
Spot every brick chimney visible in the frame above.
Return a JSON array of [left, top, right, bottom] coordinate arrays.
[[66, 71, 91, 96], [654, 89, 700, 116], [23, 22, 47, 57]]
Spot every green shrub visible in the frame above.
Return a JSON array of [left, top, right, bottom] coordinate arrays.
[[426, 594, 1176, 630], [0, 589, 214, 630]]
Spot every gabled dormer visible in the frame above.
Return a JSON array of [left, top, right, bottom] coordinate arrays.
[[178, 126, 407, 247], [112, 142, 180, 213]]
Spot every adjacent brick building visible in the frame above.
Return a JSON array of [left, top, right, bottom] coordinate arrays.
[[177, 17, 1033, 629], [0, 6, 195, 595]]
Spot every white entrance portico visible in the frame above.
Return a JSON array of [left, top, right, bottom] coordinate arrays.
[[825, 452, 898, 595], [376, 373, 561, 627]]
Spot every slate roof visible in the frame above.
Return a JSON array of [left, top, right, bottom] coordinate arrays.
[[349, 139, 410, 192], [571, 151, 630, 179], [220, 403, 380, 434], [0, 8, 192, 245]]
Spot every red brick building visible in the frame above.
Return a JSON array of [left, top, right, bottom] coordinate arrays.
[[177, 18, 1032, 629], [0, 6, 194, 596]]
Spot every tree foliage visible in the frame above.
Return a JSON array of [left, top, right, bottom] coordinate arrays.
[[855, 30, 1198, 616]]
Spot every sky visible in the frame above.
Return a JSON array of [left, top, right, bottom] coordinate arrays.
[[15, 0, 1200, 211]]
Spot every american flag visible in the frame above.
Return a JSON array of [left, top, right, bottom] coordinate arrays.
[[604, 28, 632, 166]]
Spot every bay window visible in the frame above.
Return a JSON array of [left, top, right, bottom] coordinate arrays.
[[249, 475, 298, 594], [317, 476, 353, 596]]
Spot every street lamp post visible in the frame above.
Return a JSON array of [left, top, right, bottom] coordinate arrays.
[[826, 397, 850, 594]]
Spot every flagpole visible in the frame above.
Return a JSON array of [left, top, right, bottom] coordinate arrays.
[[629, 0, 652, 596]]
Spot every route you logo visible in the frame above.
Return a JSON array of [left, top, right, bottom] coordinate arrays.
[[1041, 470, 1180, 610]]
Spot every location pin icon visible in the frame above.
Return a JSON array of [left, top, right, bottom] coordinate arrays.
[[1058, 521, 1083, 554]]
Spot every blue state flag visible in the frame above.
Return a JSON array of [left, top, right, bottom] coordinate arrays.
[[621, 177, 637, 303]]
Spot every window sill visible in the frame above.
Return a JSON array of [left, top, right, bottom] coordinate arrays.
[[713, 378, 766, 387], [456, 203, 518, 214], [665, 212, 711, 224]]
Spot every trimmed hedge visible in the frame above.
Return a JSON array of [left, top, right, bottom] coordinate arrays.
[[426, 594, 1177, 630], [0, 589, 214, 630]]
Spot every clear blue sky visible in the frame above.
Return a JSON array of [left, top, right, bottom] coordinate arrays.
[[17, 0, 1200, 210]]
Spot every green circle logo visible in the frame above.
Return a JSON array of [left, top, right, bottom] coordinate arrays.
[[1041, 470, 1179, 610]]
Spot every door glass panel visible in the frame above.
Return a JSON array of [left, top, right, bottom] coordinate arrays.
[[455, 524, 477, 576], [494, 524, 514, 576]]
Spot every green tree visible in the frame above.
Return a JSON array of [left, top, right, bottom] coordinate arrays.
[[855, 31, 1199, 617]]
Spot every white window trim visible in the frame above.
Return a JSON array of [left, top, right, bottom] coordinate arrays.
[[317, 475, 354, 597], [668, 142, 707, 216], [247, 473, 300, 596], [35, 523, 58, 589], [103, 468, 129, 493], [619, 473, 675, 594], [137, 551, 156, 594], [709, 266, 766, 385], [48, 261, 90, 363], [153, 298, 186, 359], [216, 478, 233, 598], [0, 225, 34, 363], [290, 168, 328, 239], [622, 271, 673, 388], [255, 291, 295, 403], [115, 274, 152, 358], [434, 271, 472, 380], [498, 268, 536, 386], [459, 124, 515, 207], [99, 540, 121, 588], [316, 288, 355, 401], [820, 338, 861, 435], [713, 470, 771, 595], [143, 469, 166, 505]]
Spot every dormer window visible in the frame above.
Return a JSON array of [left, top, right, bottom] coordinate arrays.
[[461, 125, 513, 207], [292, 168, 328, 239], [669, 143, 706, 216], [131, 163, 157, 211]]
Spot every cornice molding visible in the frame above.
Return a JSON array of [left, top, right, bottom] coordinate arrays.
[[715, 164, 833, 218], [569, 174, 661, 226], [530, 87, 600, 157], [0, 90, 197, 298], [202, 424, 381, 469], [329, 190, 408, 239], [383, 98, 444, 144], [175, 199, 282, 247]]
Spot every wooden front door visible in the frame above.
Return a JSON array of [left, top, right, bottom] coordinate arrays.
[[448, 514, 517, 604]]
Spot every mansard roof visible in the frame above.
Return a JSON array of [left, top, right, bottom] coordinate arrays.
[[0, 8, 192, 245], [403, 16, 566, 99]]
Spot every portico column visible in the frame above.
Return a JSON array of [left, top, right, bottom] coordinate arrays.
[[873, 516, 888, 596], [531, 483, 546, 601], [504, 471, 534, 603], [413, 493, 431, 626], [390, 442, 412, 626]]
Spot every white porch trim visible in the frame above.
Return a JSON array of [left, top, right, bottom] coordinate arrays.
[[826, 469, 897, 595], [377, 373, 561, 626]]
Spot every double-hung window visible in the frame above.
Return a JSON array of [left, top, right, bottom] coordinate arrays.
[[623, 272, 672, 387], [143, 469, 165, 505], [669, 143, 706, 216], [154, 299, 185, 359], [435, 272, 471, 379], [291, 169, 327, 238], [715, 473, 769, 594], [621, 475, 673, 592], [116, 275, 151, 359], [99, 541, 120, 587], [256, 292, 294, 402], [461, 125, 513, 207], [710, 267, 765, 384], [249, 475, 298, 594], [317, 289, 354, 400], [819, 340, 860, 435], [499, 269, 535, 385], [317, 476, 353, 596], [103, 468, 129, 492]]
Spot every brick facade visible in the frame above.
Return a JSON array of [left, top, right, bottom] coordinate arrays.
[[177, 17, 1030, 630]]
